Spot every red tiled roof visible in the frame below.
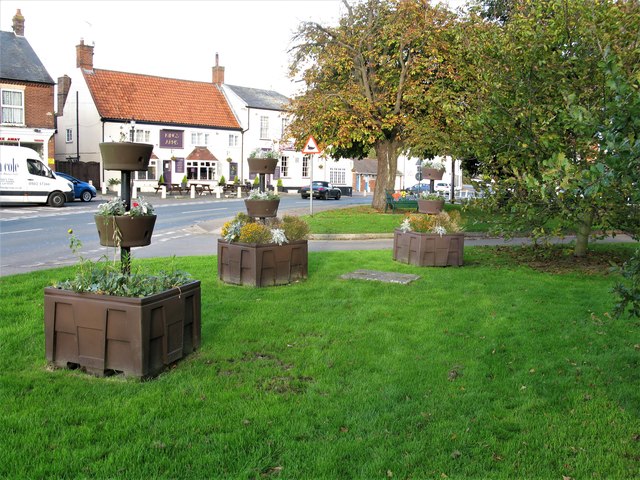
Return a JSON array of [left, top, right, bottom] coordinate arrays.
[[186, 146, 217, 161], [82, 69, 240, 130]]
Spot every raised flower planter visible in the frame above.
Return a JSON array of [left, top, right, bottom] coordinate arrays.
[[44, 281, 201, 378], [95, 215, 157, 247], [217, 239, 308, 287], [393, 230, 464, 267], [99, 142, 153, 171]]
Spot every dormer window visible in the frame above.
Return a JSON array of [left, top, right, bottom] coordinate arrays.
[[1, 88, 24, 125]]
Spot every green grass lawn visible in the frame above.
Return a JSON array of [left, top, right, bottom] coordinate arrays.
[[304, 204, 492, 234], [1, 246, 639, 479]]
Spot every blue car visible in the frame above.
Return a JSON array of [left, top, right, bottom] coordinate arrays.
[[54, 172, 97, 202]]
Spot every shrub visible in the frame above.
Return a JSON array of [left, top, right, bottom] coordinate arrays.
[[400, 211, 462, 234], [281, 215, 310, 241], [239, 222, 272, 244]]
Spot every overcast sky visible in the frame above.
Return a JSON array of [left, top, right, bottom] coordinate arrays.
[[1, 0, 463, 98]]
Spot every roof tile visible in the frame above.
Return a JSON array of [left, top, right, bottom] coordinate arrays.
[[83, 69, 240, 130]]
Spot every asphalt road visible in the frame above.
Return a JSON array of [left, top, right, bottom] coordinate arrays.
[[0, 192, 371, 276]]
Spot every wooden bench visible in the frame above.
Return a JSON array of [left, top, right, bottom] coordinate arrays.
[[384, 191, 419, 213]]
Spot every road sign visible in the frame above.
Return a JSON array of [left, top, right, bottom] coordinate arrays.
[[415, 172, 423, 181], [302, 135, 321, 154]]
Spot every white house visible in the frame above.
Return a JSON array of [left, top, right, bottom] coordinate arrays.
[[55, 41, 243, 193]]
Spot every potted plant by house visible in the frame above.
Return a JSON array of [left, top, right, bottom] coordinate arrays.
[[393, 211, 464, 267], [420, 159, 446, 181], [248, 148, 279, 174], [418, 192, 445, 214], [244, 188, 280, 218], [217, 213, 309, 287], [44, 232, 201, 378], [181, 175, 188, 188], [99, 141, 153, 172], [94, 197, 157, 247]]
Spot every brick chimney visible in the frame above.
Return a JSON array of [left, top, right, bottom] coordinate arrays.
[[57, 75, 72, 116], [12, 9, 25, 36], [76, 39, 94, 70], [212, 53, 225, 85]]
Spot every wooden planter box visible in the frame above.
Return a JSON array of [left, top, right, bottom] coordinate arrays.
[[421, 167, 445, 180], [44, 281, 201, 378], [244, 199, 280, 218], [217, 239, 308, 287], [417, 199, 445, 214], [95, 215, 157, 247], [99, 142, 153, 172], [248, 157, 278, 175], [393, 230, 464, 267]]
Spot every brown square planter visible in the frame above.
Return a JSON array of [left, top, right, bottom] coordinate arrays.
[[217, 239, 308, 287], [393, 230, 464, 267], [44, 281, 201, 378]]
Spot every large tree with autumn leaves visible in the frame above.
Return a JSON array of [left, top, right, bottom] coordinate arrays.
[[287, 0, 459, 210]]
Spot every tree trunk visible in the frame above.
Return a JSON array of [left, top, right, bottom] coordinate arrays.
[[372, 139, 400, 210], [574, 211, 593, 258]]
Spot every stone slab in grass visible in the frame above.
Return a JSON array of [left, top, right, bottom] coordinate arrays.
[[340, 269, 420, 284]]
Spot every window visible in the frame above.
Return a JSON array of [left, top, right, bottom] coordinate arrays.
[[280, 156, 289, 177], [281, 118, 289, 137], [134, 129, 151, 143], [134, 160, 157, 180], [330, 167, 346, 185], [260, 116, 269, 139], [186, 160, 216, 180], [191, 132, 209, 146], [27, 158, 48, 177], [228, 134, 238, 147], [1, 89, 24, 125], [302, 155, 310, 178], [66, 129, 73, 143]]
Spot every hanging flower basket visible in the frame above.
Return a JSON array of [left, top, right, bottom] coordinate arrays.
[[248, 157, 278, 175], [99, 142, 153, 171], [95, 215, 157, 247], [421, 167, 445, 181], [418, 199, 445, 214], [244, 199, 280, 218]]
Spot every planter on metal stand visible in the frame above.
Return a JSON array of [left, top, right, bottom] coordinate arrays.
[[44, 141, 202, 378]]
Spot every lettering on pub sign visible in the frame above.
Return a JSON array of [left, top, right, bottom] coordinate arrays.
[[159, 129, 184, 149]]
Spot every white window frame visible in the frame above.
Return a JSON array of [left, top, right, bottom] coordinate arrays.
[[302, 155, 310, 178], [135, 129, 150, 143], [280, 156, 289, 177], [329, 167, 346, 185], [260, 116, 269, 140], [228, 134, 238, 147], [1, 88, 25, 125], [65, 128, 73, 143], [186, 160, 216, 181], [134, 160, 157, 180]]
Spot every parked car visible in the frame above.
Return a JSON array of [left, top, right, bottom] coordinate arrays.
[[434, 182, 450, 193], [54, 172, 97, 202], [300, 181, 342, 200], [407, 183, 430, 194]]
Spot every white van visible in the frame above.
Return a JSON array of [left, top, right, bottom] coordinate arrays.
[[0, 145, 74, 207]]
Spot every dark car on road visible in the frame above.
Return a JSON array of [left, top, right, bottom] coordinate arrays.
[[300, 181, 342, 200], [54, 172, 97, 202]]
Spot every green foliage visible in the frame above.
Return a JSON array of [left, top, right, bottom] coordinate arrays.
[[288, 0, 459, 208], [238, 222, 272, 244], [107, 177, 121, 186], [277, 178, 283, 188], [253, 176, 260, 186], [233, 176, 240, 185], [612, 247, 640, 319], [249, 148, 279, 159], [218, 175, 226, 186], [247, 189, 279, 200], [457, 0, 640, 256], [280, 215, 310, 242], [54, 233, 191, 297]]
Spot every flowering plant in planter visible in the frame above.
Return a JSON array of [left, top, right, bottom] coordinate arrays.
[[421, 159, 445, 170], [95, 197, 156, 248], [419, 192, 442, 201], [247, 189, 279, 200], [249, 148, 280, 159], [399, 211, 463, 236], [221, 212, 309, 245]]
